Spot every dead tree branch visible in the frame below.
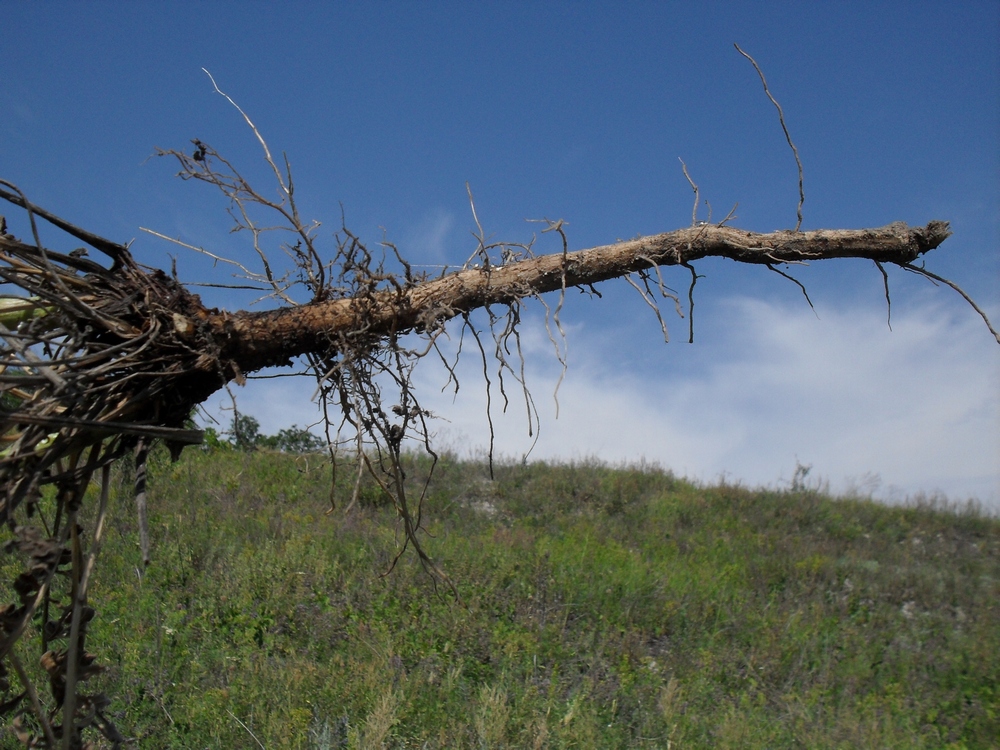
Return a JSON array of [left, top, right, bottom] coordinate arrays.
[[0, 145, 986, 748], [202, 221, 953, 376], [0, 57, 991, 745]]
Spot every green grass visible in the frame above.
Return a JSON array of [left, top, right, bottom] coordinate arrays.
[[6, 447, 998, 748]]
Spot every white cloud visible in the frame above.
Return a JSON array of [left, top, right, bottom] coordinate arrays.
[[209, 297, 1000, 512], [402, 209, 457, 267]]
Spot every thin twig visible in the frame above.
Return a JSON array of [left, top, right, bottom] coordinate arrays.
[[718, 202, 739, 227], [0, 319, 68, 391], [902, 263, 1000, 344], [8, 648, 57, 748], [62, 462, 115, 747], [0, 183, 129, 265], [681, 262, 702, 343], [874, 261, 892, 330], [228, 710, 267, 750], [203, 69, 288, 200], [734, 43, 805, 231], [139, 228, 263, 279], [79, 464, 113, 605], [678, 159, 700, 227], [625, 273, 670, 343], [539, 218, 570, 417], [134, 439, 151, 566], [767, 263, 818, 316]]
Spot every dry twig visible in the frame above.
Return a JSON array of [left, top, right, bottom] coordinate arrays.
[[734, 43, 806, 231]]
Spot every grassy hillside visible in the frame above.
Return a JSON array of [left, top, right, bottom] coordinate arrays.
[[8, 447, 997, 748]]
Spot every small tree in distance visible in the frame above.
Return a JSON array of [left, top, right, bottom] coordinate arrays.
[[264, 426, 326, 454], [0, 54, 996, 746], [218, 412, 326, 454], [227, 412, 263, 452]]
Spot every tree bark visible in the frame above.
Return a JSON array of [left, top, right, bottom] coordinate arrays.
[[199, 221, 951, 375]]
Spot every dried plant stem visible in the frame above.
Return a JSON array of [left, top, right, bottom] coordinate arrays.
[[8, 648, 57, 747], [64, 463, 114, 748], [134, 439, 151, 566], [228, 709, 267, 750]]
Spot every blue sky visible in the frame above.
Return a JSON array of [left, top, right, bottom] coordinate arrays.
[[3, 2, 998, 507]]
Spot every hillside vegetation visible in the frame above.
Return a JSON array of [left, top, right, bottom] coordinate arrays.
[[8, 447, 996, 748]]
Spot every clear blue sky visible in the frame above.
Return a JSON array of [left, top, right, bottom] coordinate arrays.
[[3, 2, 998, 506]]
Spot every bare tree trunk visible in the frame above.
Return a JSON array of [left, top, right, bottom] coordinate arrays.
[[192, 221, 951, 377]]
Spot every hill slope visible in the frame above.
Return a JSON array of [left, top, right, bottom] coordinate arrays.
[[16, 448, 996, 748]]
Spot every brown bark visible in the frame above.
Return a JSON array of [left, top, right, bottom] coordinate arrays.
[[203, 221, 951, 374]]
